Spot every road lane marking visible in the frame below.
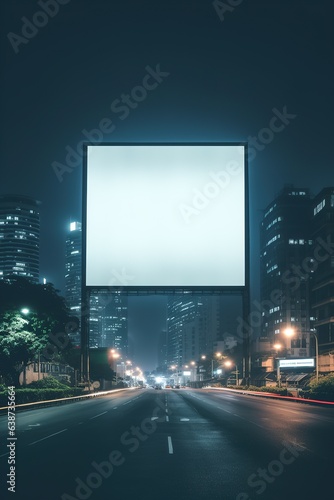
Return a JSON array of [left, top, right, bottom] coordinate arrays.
[[180, 418, 189, 421], [28, 428, 68, 446], [151, 417, 159, 421], [123, 401, 132, 405], [0, 452, 9, 458], [168, 436, 173, 454], [90, 411, 108, 420], [113, 407, 118, 410], [166, 416, 169, 422]]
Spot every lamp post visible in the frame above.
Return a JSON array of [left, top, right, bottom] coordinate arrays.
[[310, 331, 319, 382], [224, 360, 239, 386], [273, 343, 282, 387], [282, 327, 319, 384], [212, 352, 223, 379]]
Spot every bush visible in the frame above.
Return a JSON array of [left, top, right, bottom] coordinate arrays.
[[28, 376, 70, 389], [223, 385, 292, 396], [307, 374, 334, 402], [0, 387, 84, 407]]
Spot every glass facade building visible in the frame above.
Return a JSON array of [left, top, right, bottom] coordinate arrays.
[[0, 195, 40, 283]]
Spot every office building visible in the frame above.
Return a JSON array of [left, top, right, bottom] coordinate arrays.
[[64, 221, 128, 352], [259, 185, 313, 358], [311, 187, 334, 365], [166, 295, 221, 368], [0, 195, 40, 283]]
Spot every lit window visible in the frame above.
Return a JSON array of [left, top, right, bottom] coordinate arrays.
[[314, 199, 326, 216]]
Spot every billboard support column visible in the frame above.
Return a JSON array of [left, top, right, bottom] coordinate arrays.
[[80, 288, 90, 387], [242, 288, 251, 385]]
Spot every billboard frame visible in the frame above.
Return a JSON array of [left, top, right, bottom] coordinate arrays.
[[82, 141, 249, 294], [81, 142, 250, 385]]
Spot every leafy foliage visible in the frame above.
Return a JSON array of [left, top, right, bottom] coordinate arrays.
[[28, 376, 70, 389], [0, 278, 75, 385], [307, 373, 334, 401]]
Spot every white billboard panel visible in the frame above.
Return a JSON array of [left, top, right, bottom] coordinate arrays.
[[279, 359, 315, 368], [85, 144, 246, 288]]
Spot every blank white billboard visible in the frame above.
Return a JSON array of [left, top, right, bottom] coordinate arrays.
[[85, 144, 246, 288]]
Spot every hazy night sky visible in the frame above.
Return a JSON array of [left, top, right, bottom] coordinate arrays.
[[1, 0, 333, 370]]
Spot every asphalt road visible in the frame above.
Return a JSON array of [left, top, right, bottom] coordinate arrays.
[[1, 388, 333, 500]]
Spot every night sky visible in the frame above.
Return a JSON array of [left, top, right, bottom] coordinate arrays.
[[1, 0, 333, 370]]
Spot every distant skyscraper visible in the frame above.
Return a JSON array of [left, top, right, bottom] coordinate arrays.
[[65, 221, 82, 346], [260, 185, 313, 358], [65, 221, 82, 316], [157, 329, 167, 372], [0, 195, 40, 283], [167, 296, 221, 367], [311, 187, 334, 357], [64, 221, 128, 352]]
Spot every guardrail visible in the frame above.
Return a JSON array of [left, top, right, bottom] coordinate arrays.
[[0, 387, 137, 414], [204, 386, 334, 406]]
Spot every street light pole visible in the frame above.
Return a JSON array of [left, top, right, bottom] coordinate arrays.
[[310, 331, 319, 382]]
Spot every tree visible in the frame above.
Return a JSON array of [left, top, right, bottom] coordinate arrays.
[[0, 314, 40, 385], [0, 277, 76, 385]]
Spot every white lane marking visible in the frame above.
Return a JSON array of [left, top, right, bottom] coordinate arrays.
[[28, 428, 68, 446], [0, 452, 9, 458], [168, 436, 173, 454], [123, 401, 132, 405], [151, 417, 159, 421], [113, 407, 118, 410], [166, 415, 169, 422], [29, 424, 41, 427], [180, 418, 189, 421], [165, 409, 168, 413], [90, 411, 108, 420]]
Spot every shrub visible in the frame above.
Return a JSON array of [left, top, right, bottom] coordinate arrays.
[[28, 376, 70, 389], [0, 387, 84, 407], [307, 374, 334, 402]]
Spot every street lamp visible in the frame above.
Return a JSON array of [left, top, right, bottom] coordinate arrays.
[[273, 343, 282, 387], [310, 331, 319, 382], [283, 327, 319, 383], [224, 360, 239, 386]]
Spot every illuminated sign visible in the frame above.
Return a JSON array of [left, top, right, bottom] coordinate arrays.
[[85, 144, 246, 289], [279, 358, 315, 368]]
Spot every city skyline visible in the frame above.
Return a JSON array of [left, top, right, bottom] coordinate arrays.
[[1, 1, 333, 372]]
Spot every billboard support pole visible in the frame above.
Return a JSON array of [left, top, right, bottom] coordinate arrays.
[[242, 143, 251, 385], [81, 144, 90, 388]]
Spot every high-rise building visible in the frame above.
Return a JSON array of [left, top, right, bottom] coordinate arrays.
[[260, 185, 313, 358], [65, 221, 82, 317], [157, 329, 168, 372], [311, 187, 334, 359], [64, 221, 128, 352], [167, 297, 202, 368], [65, 221, 82, 346], [0, 195, 40, 283], [166, 295, 221, 368]]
